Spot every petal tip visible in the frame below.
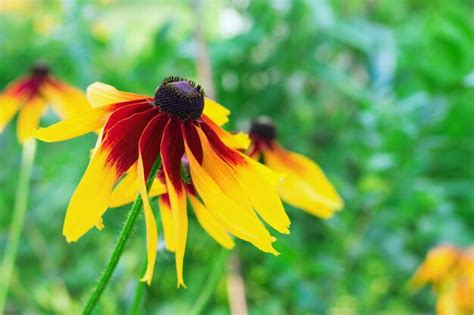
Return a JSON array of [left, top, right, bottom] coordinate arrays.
[[64, 234, 76, 243], [225, 242, 236, 250], [271, 249, 280, 256], [177, 281, 187, 289], [140, 276, 152, 286]]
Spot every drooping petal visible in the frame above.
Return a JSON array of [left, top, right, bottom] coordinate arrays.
[[183, 124, 277, 254], [262, 154, 335, 218], [159, 194, 175, 252], [41, 78, 90, 118], [136, 114, 168, 284], [202, 115, 250, 149], [0, 93, 22, 132], [17, 97, 46, 143], [63, 147, 119, 242], [190, 125, 254, 213], [109, 166, 166, 208], [188, 193, 234, 249], [161, 118, 188, 287], [264, 143, 344, 217], [203, 97, 230, 126], [227, 157, 290, 234], [188, 123, 269, 244], [87, 82, 150, 108], [137, 153, 159, 286], [136, 114, 167, 180], [201, 123, 290, 234], [34, 106, 110, 142], [63, 107, 156, 242]]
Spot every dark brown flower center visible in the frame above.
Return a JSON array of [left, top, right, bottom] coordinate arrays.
[[250, 116, 277, 141], [30, 62, 50, 77], [154, 76, 205, 121]]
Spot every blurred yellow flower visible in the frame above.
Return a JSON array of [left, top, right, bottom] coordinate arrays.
[[247, 116, 344, 219], [0, 0, 35, 13], [0, 63, 89, 143], [411, 244, 474, 315]]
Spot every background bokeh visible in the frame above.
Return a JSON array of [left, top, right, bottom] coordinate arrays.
[[1, 0, 473, 314]]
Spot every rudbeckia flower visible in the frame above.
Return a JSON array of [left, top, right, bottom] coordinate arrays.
[[35, 77, 290, 286], [247, 116, 343, 219], [0, 63, 89, 142], [410, 244, 460, 289], [410, 244, 474, 315]]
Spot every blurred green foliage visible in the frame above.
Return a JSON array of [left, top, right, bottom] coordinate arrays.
[[0, 0, 473, 314]]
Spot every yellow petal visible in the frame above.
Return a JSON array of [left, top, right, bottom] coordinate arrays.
[[262, 148, 336, 218], [189, 194, 235, 249], [195, 127, 254, 214], [17, 97, 46, 143], [109, 166, 167, 208], [226, 132, 250, 149], [436, 288, 458, 315], [197, 126, 289, 234], [184, 134, 277, 255], [233, 154, 291, 234], [158, 195, 175, 252], [63, 148, 119, 242], [203, 116, 250, 149], [41, 80, 91, 119], [34, 107, 109, 142], [87, 82, 148, 107], [95, 218, 104, 230], [203, 97, 230, 126], [166, 185, 187, 288], [0, 93, 22, 132], [137, 153, 159, 286], [410, 245, 460, 289], [264, 144, 344, 215], [162, 163, 188, 288], [217, 130, 250, 150], [283, 145, 344, 208], [149, 180, 167, 197], [279, 178, 335, 218]]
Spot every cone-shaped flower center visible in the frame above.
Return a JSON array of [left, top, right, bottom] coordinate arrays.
[[31, 63, 50, 77], [250, 116, 277, 141], [154, 76, 205, 121]]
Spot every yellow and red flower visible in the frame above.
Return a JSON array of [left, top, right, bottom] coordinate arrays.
[[247, 116, 343, 219], [410, 244, 474, 315], [35, 77, 290, 286], [0, 63, 89, 143]]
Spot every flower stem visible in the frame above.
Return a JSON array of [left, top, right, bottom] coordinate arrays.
[[0, 139, 37, 313], [82, 158, 161, 315]]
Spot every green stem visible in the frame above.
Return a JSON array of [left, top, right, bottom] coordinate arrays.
[[128, 260, 148, 315], [82, 157, 161, 315], [0, 139, 37, 313], [189, 249, 231, 315]]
